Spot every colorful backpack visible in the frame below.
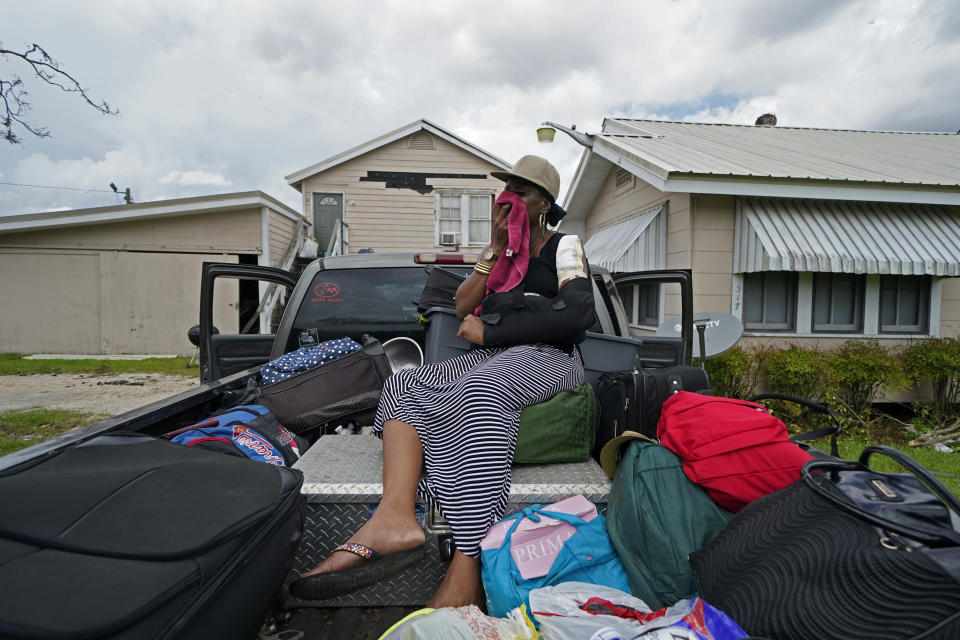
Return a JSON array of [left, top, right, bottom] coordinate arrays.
[[657, 392, 813, 512], [164, 405, 308, 466]]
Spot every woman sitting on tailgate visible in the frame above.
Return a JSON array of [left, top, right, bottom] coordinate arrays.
[[290, 155, 595, 607]]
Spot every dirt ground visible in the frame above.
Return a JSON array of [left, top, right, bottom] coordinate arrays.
[[0, 373, 201, 417]]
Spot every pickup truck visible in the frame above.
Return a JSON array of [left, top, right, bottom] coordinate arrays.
[[0, 252, 695, 639]]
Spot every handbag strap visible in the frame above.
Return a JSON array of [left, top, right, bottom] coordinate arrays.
[[860, 445, 960, 519], [499, 503, 592, 548], [750, 393, 842, 458], [803, 450, 960, 545]]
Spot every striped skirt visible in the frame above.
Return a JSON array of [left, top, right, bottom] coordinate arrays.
[[373, 343, 584, 557]]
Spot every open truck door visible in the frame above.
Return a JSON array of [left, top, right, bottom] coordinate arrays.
[[578, 269, 694, 386], [610, 268, 694, 366], [199, 262, 298, 384]]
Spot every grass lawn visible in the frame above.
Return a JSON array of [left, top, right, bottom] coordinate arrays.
[[793, 418, 960, 496], [0, 353, 195, 377], [0, 409, 102, 456]]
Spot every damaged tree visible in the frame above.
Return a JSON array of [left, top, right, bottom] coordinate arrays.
[[0, 43, 117, 144]]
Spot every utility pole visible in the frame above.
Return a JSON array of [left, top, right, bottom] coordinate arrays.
[[109, 182, 134, 204]]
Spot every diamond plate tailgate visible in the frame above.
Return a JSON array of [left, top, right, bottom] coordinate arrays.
[[285, 434, 611, 607]]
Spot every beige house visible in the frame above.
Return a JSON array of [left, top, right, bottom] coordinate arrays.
[[562, 119, 960, 351], [285, 119, 510, 255], [0, 192, 306, 356]]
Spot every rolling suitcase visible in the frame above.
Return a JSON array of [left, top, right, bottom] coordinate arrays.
[[0, 433, 305, 640], [594, 366, 709, 458]]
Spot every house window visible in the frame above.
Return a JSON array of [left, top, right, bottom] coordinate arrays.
[[743, 272, 796, 331], [618, 283, 660, 327], [436, 193, 491, 246], [880, 275, 930, 334], [813, 273, 865, 333]]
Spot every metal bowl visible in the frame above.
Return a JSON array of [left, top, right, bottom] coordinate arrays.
[[382, 337, 424, 374]]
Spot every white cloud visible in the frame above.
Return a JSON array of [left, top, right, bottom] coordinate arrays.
[[1, 0, 958, 216], [158, 171, 232, 186]]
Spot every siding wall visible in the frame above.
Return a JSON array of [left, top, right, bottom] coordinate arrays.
[[0, 203, 300, 355], [583, 168, 691, 319], [298, 133, 504, 254], [690, 195, 735, 316], [267, 209, 300, 268], [0, 209, 262, 254], [0, 249, 238, 355]]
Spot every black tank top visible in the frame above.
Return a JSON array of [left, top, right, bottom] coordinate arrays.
[[520, 232, 563, 297]]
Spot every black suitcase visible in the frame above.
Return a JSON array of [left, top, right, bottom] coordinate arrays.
[[0, 433, 305, 640], [594, 366, 709, 458]]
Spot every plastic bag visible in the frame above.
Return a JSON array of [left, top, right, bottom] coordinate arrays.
[[529, 583, 689, 640], [377, 605, 537, 640], [299, 237, 319, 259], [529, 583, 746, 640]]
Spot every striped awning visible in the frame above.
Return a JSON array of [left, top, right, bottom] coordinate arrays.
[[735, 197, 960, 275], [583, 204, 663, 272]]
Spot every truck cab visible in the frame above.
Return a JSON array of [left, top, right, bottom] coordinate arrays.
[[198, 253, 694, 384]]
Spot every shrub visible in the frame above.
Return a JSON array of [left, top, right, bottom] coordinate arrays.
[[703, 344, 772, 399], [827, 340, 908, 413], [703, 346, 752, 398], [763, 345, 825, 400], [901, 338, 960, 414]]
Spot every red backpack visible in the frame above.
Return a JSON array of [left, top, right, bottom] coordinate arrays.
[[657, 392, 812, 512]]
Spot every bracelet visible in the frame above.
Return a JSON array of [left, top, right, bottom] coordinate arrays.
[[474, 262, 493, 275]]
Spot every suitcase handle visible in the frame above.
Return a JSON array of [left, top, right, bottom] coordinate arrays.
[[749, 393, 842, 458]]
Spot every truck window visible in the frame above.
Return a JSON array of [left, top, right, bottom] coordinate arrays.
[[286, 267, 470, 352]]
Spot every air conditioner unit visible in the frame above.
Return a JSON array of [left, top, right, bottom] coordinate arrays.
[[440, 232, 460, 246]]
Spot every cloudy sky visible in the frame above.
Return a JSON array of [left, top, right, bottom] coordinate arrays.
[[3, 0, 958, 216]]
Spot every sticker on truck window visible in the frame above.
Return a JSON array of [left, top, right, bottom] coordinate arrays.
[[298, 328, 320, 348], [311, 282, 342, 303]]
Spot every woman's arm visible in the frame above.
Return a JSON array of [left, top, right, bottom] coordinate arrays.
[[482, 235, 596, 346], [454, 201, 510, 320]]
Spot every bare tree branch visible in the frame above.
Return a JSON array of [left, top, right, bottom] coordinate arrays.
[[0, 43, 118, 144]]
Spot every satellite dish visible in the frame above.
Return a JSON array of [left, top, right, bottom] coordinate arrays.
[[655, 312, 744, 358]]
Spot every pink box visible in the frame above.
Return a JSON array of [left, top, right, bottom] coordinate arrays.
[[480, 494, 597, 580]]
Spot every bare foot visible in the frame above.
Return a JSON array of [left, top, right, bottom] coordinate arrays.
[[299, 509, 425, 578], [427, 551, 485, 609]]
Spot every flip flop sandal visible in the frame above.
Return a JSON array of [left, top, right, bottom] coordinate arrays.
[[289, 542, 426, 600]]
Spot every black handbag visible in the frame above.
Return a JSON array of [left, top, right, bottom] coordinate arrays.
[[259, 338, 393, 437], [689, 445, 960, 640], [414, 265, 465, 314]]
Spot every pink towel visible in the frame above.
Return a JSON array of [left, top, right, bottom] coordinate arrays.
[[483, 191, 530, 298]]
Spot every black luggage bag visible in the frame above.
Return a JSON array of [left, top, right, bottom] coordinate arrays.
[[259, 338, 393, 437], [0, 433, 305, 640], [594, 366, 709, 458]]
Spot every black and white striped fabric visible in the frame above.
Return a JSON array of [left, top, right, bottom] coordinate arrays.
[[373, 343, 584, 557]]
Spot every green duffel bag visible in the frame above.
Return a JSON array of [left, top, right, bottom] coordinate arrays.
[[603, 434, 732, 609], [514, 382, 597, 464]]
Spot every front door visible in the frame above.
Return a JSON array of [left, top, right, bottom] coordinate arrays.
[[313, 193, 343, 254]]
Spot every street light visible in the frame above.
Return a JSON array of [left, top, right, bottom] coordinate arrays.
[[537, 121, 594, 148], [538, 120, 658, 147]]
